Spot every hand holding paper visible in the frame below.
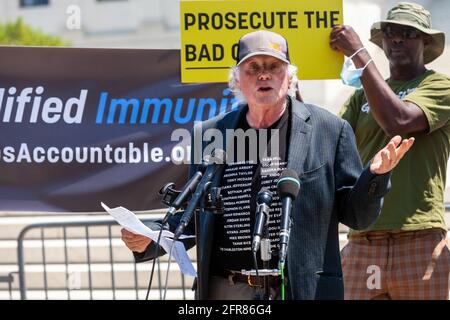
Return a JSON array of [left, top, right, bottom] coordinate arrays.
[[101, 202, 196, 277]]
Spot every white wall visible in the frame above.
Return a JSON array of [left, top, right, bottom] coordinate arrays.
[[0, 0, 167, 35]]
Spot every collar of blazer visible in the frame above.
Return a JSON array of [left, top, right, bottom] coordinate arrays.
[[215, 96, 311, 132], [213, 96, 312, 178]]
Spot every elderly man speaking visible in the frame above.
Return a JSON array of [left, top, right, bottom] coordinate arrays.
[[121, 30, 414, 300]]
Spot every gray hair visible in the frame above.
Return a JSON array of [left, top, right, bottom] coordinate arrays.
[[228, 64, 299, 104]]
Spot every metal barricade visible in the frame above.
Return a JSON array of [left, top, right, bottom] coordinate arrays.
[[0, 273, 15, 300], [13, 204, 450, 299], [16, 219, 193, 300]]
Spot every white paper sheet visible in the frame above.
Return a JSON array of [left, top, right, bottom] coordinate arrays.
[[101, 202, 196, 277]]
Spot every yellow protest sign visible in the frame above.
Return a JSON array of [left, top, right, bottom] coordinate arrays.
[[180, 0, 343, 83]]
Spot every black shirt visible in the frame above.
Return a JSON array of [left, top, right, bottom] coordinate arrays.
[[211, 102, 290, 274]]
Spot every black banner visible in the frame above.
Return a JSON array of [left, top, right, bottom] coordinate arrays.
[[0, 47, 235, 212]]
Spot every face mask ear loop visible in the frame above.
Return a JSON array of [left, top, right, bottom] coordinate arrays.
[[349, 47, 367, 60], [348, 47, 373, 74], [361, 58, 374, 72]]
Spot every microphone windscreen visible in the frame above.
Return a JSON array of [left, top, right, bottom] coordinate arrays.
[[277, 169, 300, 200]]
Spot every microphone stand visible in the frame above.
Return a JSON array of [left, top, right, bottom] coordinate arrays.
[[246, 208, 280, 300], [261, 228, 271, 300], [193, 182, 209, 300], [193, 184, 223, 299]]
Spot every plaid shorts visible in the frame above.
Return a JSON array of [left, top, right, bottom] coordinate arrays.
[[341, 228, 450, 300]]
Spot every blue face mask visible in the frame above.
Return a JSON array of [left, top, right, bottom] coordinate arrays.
[[340, 58, 364, 88], [340, 48, 373, 88]]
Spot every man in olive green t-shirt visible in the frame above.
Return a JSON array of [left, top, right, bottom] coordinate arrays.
[[330, 2, 450, 299]]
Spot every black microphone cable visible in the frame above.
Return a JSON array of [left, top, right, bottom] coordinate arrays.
[[162, 239, 177, 300], [144, 158, 209, 299], [146, 149, 225, 299], [145, 224, 165, 300]]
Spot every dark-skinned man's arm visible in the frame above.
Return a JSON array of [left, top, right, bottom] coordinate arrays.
[[330, 25, 429, 136]]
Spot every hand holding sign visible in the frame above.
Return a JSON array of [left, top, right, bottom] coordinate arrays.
[[329, 25, 365, 57]]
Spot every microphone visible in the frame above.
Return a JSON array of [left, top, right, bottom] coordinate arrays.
[[251, 188, 273, 253], [161, 157, 209, 224], [277, 169, 300, 265], [173, 149, 226, 240]]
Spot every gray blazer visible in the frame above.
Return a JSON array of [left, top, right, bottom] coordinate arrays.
[[136, 97, 391, 300]]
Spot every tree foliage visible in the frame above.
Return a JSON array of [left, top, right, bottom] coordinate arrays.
[[0, 17, 70, 46]]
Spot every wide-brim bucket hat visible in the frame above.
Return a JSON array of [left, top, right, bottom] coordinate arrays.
[[369, 2, 445, 64]]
